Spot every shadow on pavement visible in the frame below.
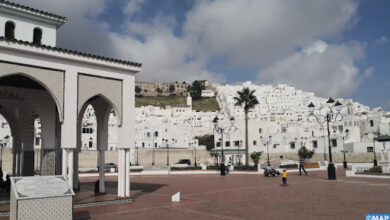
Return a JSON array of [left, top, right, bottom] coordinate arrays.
[[131, 182, 167, 200], [73, 210, 91, 220]]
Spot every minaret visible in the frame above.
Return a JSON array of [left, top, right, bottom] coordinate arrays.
[[187, 94, 192, 109]]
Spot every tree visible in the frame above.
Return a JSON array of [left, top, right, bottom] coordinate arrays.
[[298, 146, 315, 162], [196, 135, 214, 151], [234, 88, 259, 166], [135, 85, 142, 97], [155, 87, 163, 96], [187, 80, 205, 99], [250, 151, 262, 167], [169, 84, 175, 96]]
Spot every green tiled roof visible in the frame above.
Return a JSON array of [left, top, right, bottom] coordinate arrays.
[[0, 37, 142, 68]]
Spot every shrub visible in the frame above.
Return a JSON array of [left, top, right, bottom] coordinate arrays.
[[234, 165, 257, 171], [280, 164, 298, 169], [171, 166, 202, 170]]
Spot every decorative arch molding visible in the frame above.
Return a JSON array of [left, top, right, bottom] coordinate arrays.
[[78, 74, 122, 125], [0, 61, 64, 121]]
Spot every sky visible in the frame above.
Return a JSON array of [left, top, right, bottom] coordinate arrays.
[[11, 0, 390, 110]]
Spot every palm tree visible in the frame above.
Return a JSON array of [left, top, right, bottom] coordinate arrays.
[[234, 88, 259, 166]]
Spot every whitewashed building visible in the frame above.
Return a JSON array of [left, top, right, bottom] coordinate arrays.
[[0, 1, 140, 197]]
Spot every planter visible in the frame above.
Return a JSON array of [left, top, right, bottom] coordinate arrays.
[[304, 163, 320, 168]]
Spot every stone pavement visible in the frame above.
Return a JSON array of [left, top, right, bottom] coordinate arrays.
[[72, 168, 390, 220]]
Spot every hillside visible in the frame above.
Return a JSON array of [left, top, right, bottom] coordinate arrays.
[[135, 96, 220, 112]]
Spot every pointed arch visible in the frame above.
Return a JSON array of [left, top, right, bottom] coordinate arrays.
[[79, 93, 121, 126], [0, 72, 63, 122]]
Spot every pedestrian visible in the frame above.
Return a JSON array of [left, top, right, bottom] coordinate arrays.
[[281, 169, 288, 186], [299, 157, 308, 176], [226, 159, 232, 174]]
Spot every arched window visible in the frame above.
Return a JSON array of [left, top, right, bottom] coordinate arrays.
[[5, 21, 15, 40], [33, 27, 42, 44]]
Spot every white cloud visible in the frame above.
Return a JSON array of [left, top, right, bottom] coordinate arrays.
[[124, 0, 145, 17], [184, 0, 358, 67], [11, 0, 365, 91], [257, 40, 368, 97], [375, 36, 388, 45]]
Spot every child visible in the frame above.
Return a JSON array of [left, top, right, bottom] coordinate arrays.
[[281, 169, 288, 186]]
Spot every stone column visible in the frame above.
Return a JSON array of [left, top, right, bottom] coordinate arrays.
[[67, 149, 74, 187], [62, 148, 67, 176], [125, 149, 130, 197], [98, 150, 105, 193], [117, 149, 123, 197]]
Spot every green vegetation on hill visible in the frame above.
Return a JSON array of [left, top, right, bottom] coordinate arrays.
[[135, 96, 186, 108], [135, 96, 220, 112], [192, 98, 220, 112]]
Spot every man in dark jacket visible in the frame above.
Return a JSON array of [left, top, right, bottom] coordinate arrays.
[[299, 157, 307, 176]]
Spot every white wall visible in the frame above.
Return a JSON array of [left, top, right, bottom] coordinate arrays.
[[0, 12, 57, 46]]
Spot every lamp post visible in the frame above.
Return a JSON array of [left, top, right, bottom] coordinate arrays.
[[136, 146, 139, 166], [260, 135, 272, 166], [308, 98, 343, 180], [152, 133, 156, 166], [163, 138, 176, 166], [341, 129, 350, 169], [373, 131, 379, 166], [213, 115, 236, 176]]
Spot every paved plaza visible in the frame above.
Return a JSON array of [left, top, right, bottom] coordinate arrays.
[[66, 168, 389, 220]]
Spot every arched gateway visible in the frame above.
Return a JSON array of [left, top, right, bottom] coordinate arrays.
[[0, 1, 141, 197]]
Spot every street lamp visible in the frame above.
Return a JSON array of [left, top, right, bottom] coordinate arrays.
[[152, 133, 156, 166], [308, 98, 343, 180], [163, 138, 176, 166], [260, 135, 272, 166], [373, 131, 379, 166], [136, 146, 139, 166], [342, 129, 350, 169], [213, 115, 236, 176]]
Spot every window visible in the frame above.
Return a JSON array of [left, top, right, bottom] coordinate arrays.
[[367, 147, 373, 152], [225, 141, 230, 147], [35, 137, 40, 145], [331, 139, 337, 147], [312, 140, 318, 148], [155, 143, 157, 148], [33, 28, 42, 44], [253, 140, 257, 146], [370, 120, 374, 127], [259, 128, 262, 133], [280, 155, 284, 159], [216, 142, 221, 147], [5, 21, 15, 40], [89, 140, 93, 148], [147, 132, 150, 138], [290, 142, 295, 149], [234, 141, 240, 147], [273, 144, 278, 149], [142, 142, 145, 148], [154, 131, 158, 137]]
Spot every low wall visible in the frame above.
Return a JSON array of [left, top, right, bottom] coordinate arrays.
[[259, 152, 386, 164], [0, 148, 387, 171]]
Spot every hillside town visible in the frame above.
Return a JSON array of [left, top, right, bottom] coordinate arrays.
[[1, 80, 389, 166], [1, 1, 390, 219]]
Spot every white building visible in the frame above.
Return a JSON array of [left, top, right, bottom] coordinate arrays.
[[0, 1, 140, 197], [201, 90, 215, 97]]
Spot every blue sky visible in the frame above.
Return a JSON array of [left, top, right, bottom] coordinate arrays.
[[14, 0, 390, 110]]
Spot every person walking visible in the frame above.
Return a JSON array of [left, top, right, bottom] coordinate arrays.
[[299, 157, 307, 176], [281, 169, 288, 186], [226, 158, 232, 174]]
